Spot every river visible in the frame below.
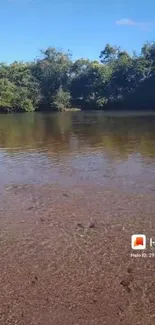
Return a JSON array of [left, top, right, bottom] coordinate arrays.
[[1, 110, 155, 193], [1, 111, 155, 325]]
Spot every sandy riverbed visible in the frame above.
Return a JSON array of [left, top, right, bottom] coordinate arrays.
[[0, 183, 155, 325]]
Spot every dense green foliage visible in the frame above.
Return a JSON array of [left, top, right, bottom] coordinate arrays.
[[1, 42, 155, 112]]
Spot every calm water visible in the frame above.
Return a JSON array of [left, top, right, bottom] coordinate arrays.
[[1, 111, 155, 193]]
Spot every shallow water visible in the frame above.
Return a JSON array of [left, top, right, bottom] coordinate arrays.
[[1, 111, 155, 193]]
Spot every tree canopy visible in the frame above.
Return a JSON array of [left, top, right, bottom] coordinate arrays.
[[0, 42, 155, 112]]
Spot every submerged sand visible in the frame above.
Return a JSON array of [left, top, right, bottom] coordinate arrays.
[[0, 183, 155, 324]]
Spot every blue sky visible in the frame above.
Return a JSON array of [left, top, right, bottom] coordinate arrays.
[[1, 0, 155, 63]]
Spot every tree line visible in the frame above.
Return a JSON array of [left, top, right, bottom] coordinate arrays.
[[0, 42, 155, 112]]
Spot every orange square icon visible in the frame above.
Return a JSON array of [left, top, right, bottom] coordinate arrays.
[[131, 234, 146, 250]]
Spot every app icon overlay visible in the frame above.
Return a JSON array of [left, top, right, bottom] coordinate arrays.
[[131, 234, 146, 250]]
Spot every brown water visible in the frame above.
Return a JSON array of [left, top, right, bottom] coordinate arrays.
[[1, 111, 155, 193]]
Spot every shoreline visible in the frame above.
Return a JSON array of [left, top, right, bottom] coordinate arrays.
[[0, 183, 155, 324]]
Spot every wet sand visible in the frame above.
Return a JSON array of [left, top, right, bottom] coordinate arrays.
[[0, 183, 155, 325]]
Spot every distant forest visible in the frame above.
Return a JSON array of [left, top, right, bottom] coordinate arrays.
[[0, 42, 155, 112]]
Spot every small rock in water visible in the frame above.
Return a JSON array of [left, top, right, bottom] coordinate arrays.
[[77, 223, 84, 228], [27, 206, 34, 210], [127, 267, 133, 274], [88, 221, 96, 229], [120, 279, 130, 289], [63, 193, 69, 197], [5, 185, 15, 191], [6, 185, 22, 192], [120, 275, 133, 293], [32, 276, 38, 285]]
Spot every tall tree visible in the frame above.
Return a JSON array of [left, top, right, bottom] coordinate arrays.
[[99, 44, 120, 64]]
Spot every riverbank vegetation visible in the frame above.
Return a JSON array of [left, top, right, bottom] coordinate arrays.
[[1, 42, 155, 112]]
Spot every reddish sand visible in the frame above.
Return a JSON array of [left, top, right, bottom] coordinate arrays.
[[0, 184, 155, 325]]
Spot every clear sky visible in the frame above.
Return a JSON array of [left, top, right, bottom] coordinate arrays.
[[1, 0, 155, 63]]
